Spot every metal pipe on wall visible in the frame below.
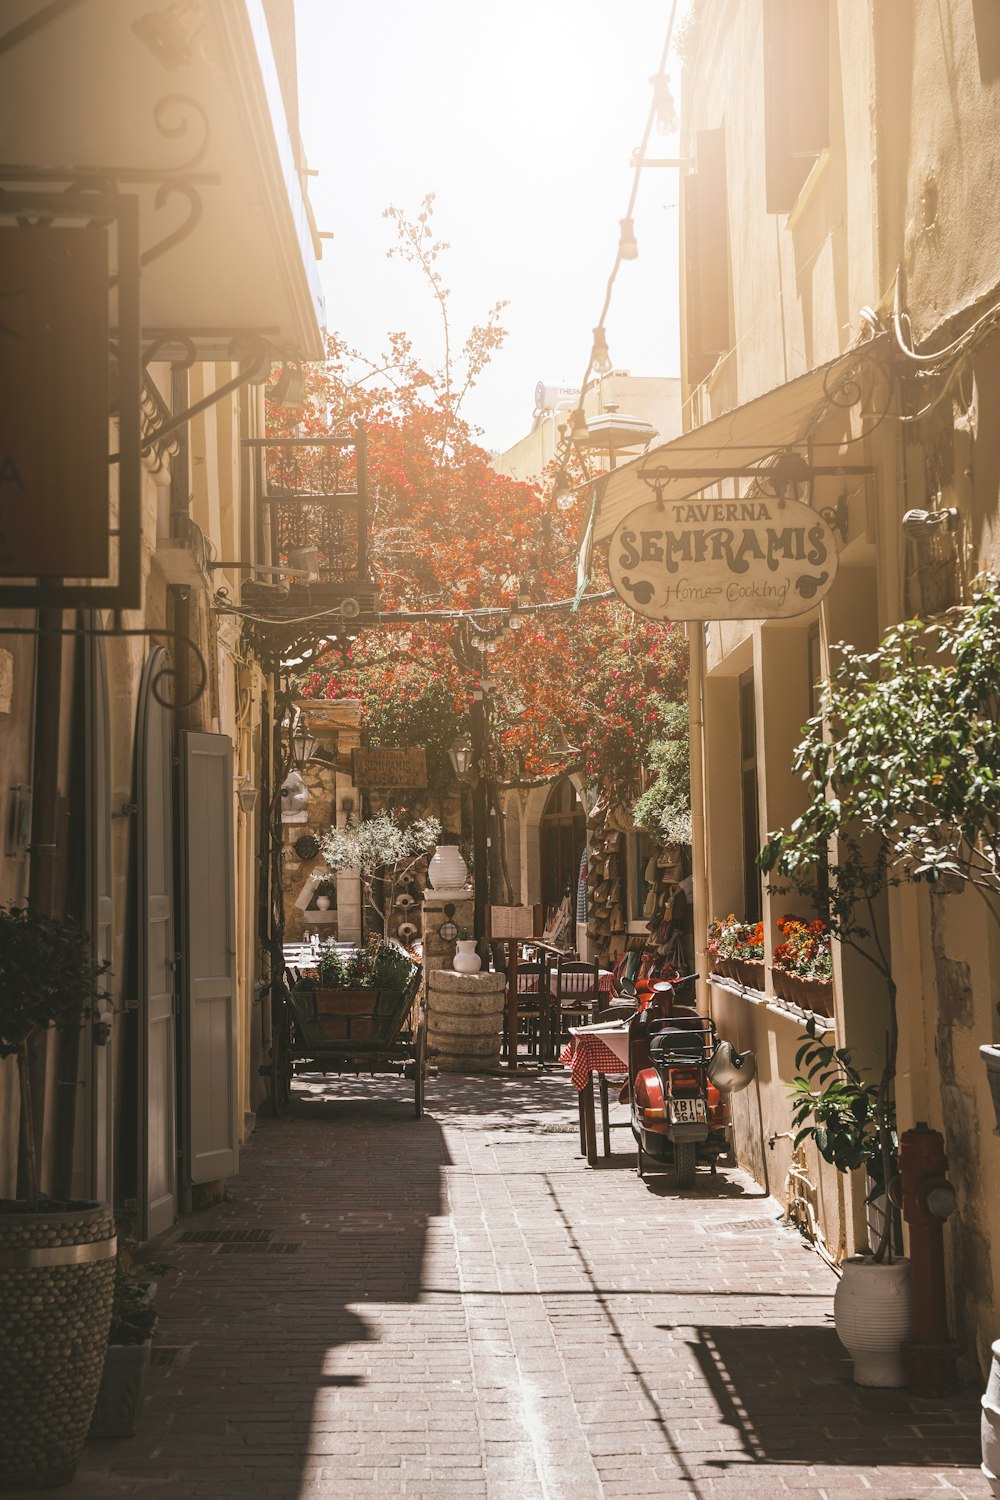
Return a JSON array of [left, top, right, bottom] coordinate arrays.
[[688, 622, 710, 1015]]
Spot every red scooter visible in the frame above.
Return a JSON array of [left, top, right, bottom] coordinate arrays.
[[626, 976, 754, 1187]]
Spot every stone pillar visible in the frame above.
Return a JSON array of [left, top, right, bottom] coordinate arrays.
[[426, 969, 505, 1074], [421, 889, 475, 984]]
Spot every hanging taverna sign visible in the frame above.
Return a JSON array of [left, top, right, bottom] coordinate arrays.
[[608, 493, 839, 622]]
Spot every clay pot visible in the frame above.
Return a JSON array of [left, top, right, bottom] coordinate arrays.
[[833, 1255, 911, 1387]]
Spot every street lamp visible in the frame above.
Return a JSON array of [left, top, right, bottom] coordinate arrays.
[[290, 720, 318, 768], [448, 739, 473, 778]]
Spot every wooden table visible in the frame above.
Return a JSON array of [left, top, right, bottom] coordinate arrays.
[[561, 1028, 630, 1165]]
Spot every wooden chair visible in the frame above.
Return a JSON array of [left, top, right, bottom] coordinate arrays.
[[501, 960, 549, 1062], [553, 959, 601, 1053]]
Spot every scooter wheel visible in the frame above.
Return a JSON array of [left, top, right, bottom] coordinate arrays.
[[675, 1140, 697, 1190], [636, 1144, 645, 1178]]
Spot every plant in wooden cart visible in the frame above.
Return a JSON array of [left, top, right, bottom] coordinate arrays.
[[321, 810, 441, 944]]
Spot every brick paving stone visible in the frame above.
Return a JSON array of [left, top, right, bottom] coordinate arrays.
[[10, 1071, 990, 1500]]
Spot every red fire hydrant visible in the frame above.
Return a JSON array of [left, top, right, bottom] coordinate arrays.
[[898, 1122, 959, 1396]]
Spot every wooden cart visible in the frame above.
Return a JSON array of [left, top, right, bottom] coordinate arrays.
[[266, 963, 429, 1118]]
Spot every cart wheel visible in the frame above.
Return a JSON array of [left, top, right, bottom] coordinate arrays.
[[675, 1140, 697, 1190], [414, 1017, 427, 1120]]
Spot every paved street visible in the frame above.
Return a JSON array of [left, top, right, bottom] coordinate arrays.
[[46, 1073, 988, 1500]]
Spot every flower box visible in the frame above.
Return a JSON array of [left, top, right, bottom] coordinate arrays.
[[788, 973, 834, 1016], [729, 958, 765, 990]]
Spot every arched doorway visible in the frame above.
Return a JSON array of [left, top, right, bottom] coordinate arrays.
[[539, 778, 586, 911]]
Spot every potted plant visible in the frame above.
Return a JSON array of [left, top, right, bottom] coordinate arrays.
[[313, 878, 335, 912], [708, 915, 764, 989], [759, 723, 909, 1386], [90, 1235, 171, 1440], [772, 916, 833, 1015], [0, 903, 113, 1490]]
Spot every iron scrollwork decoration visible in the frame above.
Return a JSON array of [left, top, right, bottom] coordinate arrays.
[[818, 493, 849, 544], [0, 622, 208, 708]]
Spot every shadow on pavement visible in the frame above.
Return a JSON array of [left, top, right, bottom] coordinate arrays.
[[687, 1323, 982, 1470]]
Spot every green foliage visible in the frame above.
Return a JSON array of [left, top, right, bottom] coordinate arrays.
[[0, 903, 107, 1059], [790, 1017, 894, 1186], [631, 702, 692, 845], [760, 574, 1000, 907], [322, 812, 440, 879], [322, 811, 440, 941], [314, 940, 418, 994]]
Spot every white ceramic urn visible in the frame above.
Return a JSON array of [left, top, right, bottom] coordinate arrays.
[[427, 843, 468, 891], [982, 1338, 1000, 1497], [833, 1255, 911, 1387], [452, 940, 482, 975]]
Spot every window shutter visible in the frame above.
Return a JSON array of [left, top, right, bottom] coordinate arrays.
[[683, 169, 712, 386], [764, 0, 830, 212], [181, 730, 239, 1187]]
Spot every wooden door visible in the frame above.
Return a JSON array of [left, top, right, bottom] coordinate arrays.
[[137, 649, 177, 1239], [85, 628, 113, 1204], [180, 731, 238, 1186]]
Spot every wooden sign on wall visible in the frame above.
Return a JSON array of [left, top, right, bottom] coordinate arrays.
[[609, 493, 838, 622], [0, 227, 109, 578], [352, 746, 428, 789]]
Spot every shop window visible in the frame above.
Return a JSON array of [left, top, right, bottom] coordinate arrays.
[[630, 830, 656, 924], [763, 0, 830, 213], [683, 127, 732, 384], [739, 670, 762, 922]]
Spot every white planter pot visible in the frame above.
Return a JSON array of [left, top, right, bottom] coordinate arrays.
[[315, 895, 331, 911], [428, 844, 468, 891], [833, 1255, 911, 1387], [982, 1338, 1000, 1497], [452, 939, 482, 975]]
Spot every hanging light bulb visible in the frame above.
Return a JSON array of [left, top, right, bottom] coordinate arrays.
[[553, 476, 574, 510], [618, 218, 638, 260], [650, 72, 678, 134], [591, 327, 612, 375]]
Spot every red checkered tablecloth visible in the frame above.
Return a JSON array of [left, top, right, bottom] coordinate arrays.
[[560, 1034, 629, 1091]]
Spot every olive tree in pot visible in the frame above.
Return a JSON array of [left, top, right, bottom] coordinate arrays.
[[321, 810, 441, 944], [0, 904, 112, 1491]]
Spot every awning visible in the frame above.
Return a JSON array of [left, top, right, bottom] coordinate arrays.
[[592, 337, 888, 542], [0, 0, 325, 359]]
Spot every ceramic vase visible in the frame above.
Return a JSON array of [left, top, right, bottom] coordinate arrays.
[[982, 1338, 1000, 1497], [428, 844, 468, 891], [452, 939, 482, 975], [315, 894, 331, 911], [833, 1255, 911, 1387]]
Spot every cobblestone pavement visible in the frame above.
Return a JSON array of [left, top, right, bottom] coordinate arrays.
[[36, 1073, 990, 1499]]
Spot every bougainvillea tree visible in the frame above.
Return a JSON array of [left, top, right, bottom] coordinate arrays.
[[267, 198, 688, 839]]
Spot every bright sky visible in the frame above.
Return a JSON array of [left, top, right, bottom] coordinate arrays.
[[295, 1, 687, 455]]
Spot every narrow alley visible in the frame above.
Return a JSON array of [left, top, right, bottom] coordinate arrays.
[[37, 1076, 986, 1500]]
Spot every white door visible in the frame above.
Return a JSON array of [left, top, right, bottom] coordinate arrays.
[[137, 649, 177, 1239], [181, 731, 239, 1186]]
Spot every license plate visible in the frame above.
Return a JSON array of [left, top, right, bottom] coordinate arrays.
[[670, 1097, 707, 1124]]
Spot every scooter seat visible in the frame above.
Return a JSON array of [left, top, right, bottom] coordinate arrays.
[[650, 1028, 705, 1059]]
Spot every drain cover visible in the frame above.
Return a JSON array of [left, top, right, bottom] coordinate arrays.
[[178, 1228, 272, 1244], [703, 1218, 778, 1233]]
